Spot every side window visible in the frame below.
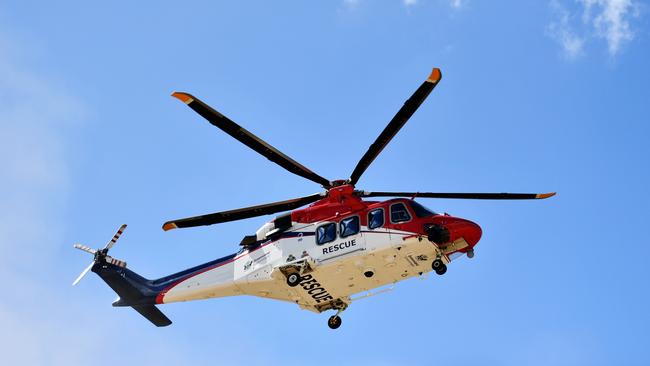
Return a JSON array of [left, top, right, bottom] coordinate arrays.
[[340, 216, 360, 238], [368, 209, 384, 230], [316, 223, 336, 245], [390, 203, 411, 223]]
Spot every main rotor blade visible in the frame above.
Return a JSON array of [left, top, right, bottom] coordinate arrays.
[[348, 68, 442, 186], [358, 191, 557, 200], [172, 92, 332, 188], [162, 193, 325, 231]]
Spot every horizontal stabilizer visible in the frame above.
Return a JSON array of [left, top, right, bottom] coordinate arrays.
[[132, 305, 172, 327]]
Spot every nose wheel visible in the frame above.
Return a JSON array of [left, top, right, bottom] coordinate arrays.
[[432, 259, 447, 275]]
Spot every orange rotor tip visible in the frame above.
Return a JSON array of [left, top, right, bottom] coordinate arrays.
[[171, 92, 193, 104], [427, 68, 442, 83], [536, 192, 557, 199], [162, 222, 178, 231]]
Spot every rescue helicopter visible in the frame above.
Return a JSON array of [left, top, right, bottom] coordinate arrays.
[[72, 67, 555, 329]]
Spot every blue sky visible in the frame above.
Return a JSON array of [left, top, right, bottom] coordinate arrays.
[[1, 1, 649, 365]]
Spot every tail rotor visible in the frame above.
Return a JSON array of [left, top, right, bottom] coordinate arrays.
[[72, 224, 128, 286], [72, 261, 95, 286]]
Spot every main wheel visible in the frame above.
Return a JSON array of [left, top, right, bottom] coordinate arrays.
[[432, 259, 447, 275], [432, 259, 443, 270], [286, 273, 302, 287], [328, 315, 342, 329]]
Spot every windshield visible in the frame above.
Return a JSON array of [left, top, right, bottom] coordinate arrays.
[[409, 200, 437, 217]]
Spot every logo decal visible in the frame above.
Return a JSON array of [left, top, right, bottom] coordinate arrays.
[[243, 260, 253, 271]]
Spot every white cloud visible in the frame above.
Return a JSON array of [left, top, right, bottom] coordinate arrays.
[[404, 0, 418, 6], [581, 0, 636, 55], [548, 0, 639, 58], [548, 0, 585, 59]]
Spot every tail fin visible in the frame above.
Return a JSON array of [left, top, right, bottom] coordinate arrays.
[[93, 262, 172, 327], [132, 305, 172, 327]]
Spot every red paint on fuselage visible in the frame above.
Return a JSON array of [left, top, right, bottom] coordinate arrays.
[[290, 184, 482, 255]]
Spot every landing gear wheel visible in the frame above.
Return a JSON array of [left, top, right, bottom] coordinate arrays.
[[286, 273, 302, 287], [432, 259, 447, 275], [328, 315, 342, 329]]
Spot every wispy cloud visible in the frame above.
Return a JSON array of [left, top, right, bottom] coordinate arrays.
[[450, 0, 463, 9], [581, 0, 637, 55], [548, 0, 585, 59], [0, 38, 82, 265], [342, 0, 360, 8], [0, 30, 195, 366], [403, 0, 464, 9], [341, 0, 464, 10], [548, 0, 640, 58], [0, 30, 91, 364]]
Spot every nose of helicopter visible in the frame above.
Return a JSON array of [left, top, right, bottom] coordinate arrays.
[[428, 215, 482, 247], [458, 218, 482, 247]]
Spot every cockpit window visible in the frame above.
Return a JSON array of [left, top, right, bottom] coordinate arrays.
[[316, 223, 336, 245], [410, 200, 437, 218], [390, 203, 411, 223], [368, 208, 384, 230], [339, 216, 360, 238]]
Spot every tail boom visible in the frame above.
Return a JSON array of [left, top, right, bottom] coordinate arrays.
[[91, 251, 242, 326]]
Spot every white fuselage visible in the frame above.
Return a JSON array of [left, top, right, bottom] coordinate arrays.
[[159, 221, 452, 313]]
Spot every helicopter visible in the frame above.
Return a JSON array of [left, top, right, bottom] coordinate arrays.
[[72, 67, 555, 329]]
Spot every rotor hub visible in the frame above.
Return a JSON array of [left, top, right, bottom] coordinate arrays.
[[329, 179, 349, 188]]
